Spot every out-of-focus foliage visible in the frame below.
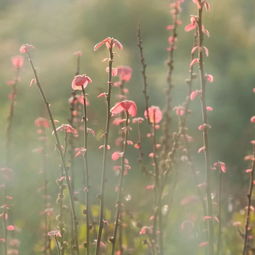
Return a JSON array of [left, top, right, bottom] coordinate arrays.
[[0, 0, 255, 254]]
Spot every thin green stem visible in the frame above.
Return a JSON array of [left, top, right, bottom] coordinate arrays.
[[55, 237, 61, 255], [81, 86, 90, 255], [137, 24, 150, 124], [26, 52, 80, 255], [152, 120, 163, 255], [111, 113, 129, 255], [197, 3, 214, 255], [216, 169, 223, 255], [242, 145, 255, 255], [96, 41, 114, 255]]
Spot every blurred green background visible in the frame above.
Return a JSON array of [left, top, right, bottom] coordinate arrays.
[[0, 0, 255, 254]]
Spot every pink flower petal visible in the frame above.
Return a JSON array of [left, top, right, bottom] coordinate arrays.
[[205, 74, 214, 83], [144, 106, 162, 124], [190, 58, 199, 67], [250, 116, 255, 123]]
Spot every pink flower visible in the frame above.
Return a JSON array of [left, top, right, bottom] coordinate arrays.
[[197, 146, 206, 153], [56, 124, 78, 136], [106, 67, 118, 77], [74, 147, 87, 157], [185, 16, 197, 32], [97, 92, 107, 98], [206, 106, 214, 112], [166, 25, 174, 30], [190, 58, 199, 67], [250, 116, 255, 123], [205, 74, 214, 83], [198, 123, 211, 131], [71, 74, 92, 91], [48, 230, 62, 238], [34, 117, 50, 128], [98, 145, 111, 150], [139, 226, 151, 235], [111, 151, 123, 161], [168, 36, 177, 44], [11, 56, 24, 69], [191, 46, 199, 54], [144, 106, 162, 124], [116, 66, 132, 82], [132, 117, 144, 124], [94, 37, 123, 51], [111, 100, 137, 117], [193, 0, 202, 9], [7, 225, 15, 231], [19, 44, 34, 53], [174, 106, 185, 116], [112, 118, 125, 126], [213, 161, 227, 173], [199, 242, 208, 247], [145, 184, 155, 190], [190, 90, 201, 101]]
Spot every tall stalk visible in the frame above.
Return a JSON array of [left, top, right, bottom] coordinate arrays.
[[152, 121, 163, 255], [137, 25, 150, 123], [111, 113, 129, 255], [25, 51, 80, 255], [216, 168, 223, 255], [242, 144, 255, 255], [197, 2, 214, 254], [162, 0, 182, 157], [3, 64, 21, 255], [96, 41, 114, 255], [81, 86, 90, 255], [41, 127, 51, 255], [5, 68, 20, 165]]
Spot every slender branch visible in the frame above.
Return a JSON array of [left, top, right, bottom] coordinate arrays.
[[111, 113, 129, 255], [197, 3, 214, 254], [3, 67, 20, 255], [41, 128, 50, 255], [216, 168, 223, 255], [81, 86, 90, 255], [151, 116, 163, 255], [118, 82, 126, 254], [96, 41, 114, 255], [55, 237, 61, 255], [242, 145, 255, 255], [137, 24, 150, 124], [5, 68, 20, 165], [161, 1, 182, 158], [135, 120, 152, 176], [179, 31, 207, 217], [26, 51, 80, 255], [2, 188, 8, 255], [68, 53, 81, 191]]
